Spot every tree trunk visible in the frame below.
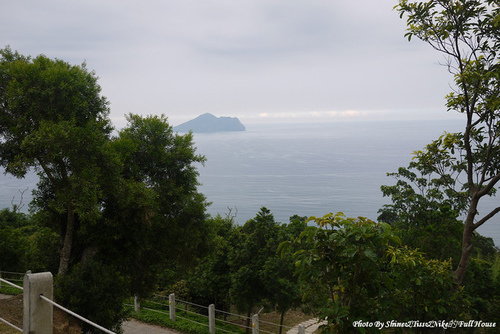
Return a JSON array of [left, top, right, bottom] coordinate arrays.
[[245, 308, 252, 334], [453, 201, 478, 285], [279, 310, 286, 334], [58, 205, 75, 276]]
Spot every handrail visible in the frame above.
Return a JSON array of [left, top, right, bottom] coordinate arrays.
[[215, 308, 252, 321], [0, 271, 25, 275], [0, 278, 23, 291], [39, 294, 116, 334], [259, 318, 293, 329], [0, 317, 22, 332], [214, 316, 249, 329], [175, 298, 209, 310]]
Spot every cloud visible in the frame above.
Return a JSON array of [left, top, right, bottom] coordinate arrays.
[[1, 0, 453, 125]]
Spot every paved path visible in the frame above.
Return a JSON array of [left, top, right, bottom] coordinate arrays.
[[122, 319, 181, 334], [286, 318, 327, 334]]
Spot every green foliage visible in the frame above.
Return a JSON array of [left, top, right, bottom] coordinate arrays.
[[285, 212, 464, 333], [0, 226, 28, 271], [394, 0, 500, 285], [263, 215, 306, 314], [461, 255, 500, 320], [56, 260, 128, 334], [0, 208, 30, 229], [188, 214, 235, 311], [385, 246, 464, 321], [379, 165, 465, 265], [0, 47, 210, 331], [229, 208, 280, 315], [108, 113, 209, 299]]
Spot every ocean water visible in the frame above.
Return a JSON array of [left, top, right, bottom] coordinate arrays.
[[1, 119, 499, 245], [192, 119, 499, 246]]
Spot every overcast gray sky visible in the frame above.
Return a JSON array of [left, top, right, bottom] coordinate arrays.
[[1, 0, 459, 127]]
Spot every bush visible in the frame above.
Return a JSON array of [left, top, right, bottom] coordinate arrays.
[[56, 260, 128, 333]]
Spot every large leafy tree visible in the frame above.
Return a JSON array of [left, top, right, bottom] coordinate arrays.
[[262, 215, 306, 334], [395, 0, 500, 284], [109, 113, 209, 298], [0, 46, 113, 276], [229, 207, 280, 332], [188, 214, 236, 312], [0, 47, 210, 331]]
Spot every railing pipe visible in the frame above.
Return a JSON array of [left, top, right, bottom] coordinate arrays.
[[39, 295, 116, 334], [0, 317, 22, 332], [0, 278, 23, 291]]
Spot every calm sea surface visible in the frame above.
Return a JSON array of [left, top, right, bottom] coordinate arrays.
[[1, 119, 499, 245], [192, 119, 499, 246]]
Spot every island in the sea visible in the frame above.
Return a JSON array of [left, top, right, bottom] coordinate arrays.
[[173, 113, 246, 133]]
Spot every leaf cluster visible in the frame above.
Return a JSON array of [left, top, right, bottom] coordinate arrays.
[[283, 213, 466, 333]]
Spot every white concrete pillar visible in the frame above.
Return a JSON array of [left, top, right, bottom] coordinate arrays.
[[208, 304, 215, 334], [134, 295, 140, 313], [252, 314, 259, 334], [23, 271, 53, 334], [169, 293, 176, 321]]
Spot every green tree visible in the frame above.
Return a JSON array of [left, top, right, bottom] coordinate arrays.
[[379, 165, 466, 265], [283, 213, 464, 334], [229, 207, 280, 333], [262, 215, 306, 334], [379, 166, 500, 321], [188, 214, 235, 312], [0, 47, 210, 331], [55, 113, 209, 331], [109, 113, 209, 299], [0, 46, 113, 276], [395, 0, 500, 285]]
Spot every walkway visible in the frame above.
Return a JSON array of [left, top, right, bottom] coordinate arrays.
[[286, 318, 327, 334]]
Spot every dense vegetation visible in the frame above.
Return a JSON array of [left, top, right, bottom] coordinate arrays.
[[2, 1, 500, 332]]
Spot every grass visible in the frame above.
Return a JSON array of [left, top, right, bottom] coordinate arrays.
[[125, 302, 246, 334], [0, 284, 23, 295], [125, 297, 314, 334]]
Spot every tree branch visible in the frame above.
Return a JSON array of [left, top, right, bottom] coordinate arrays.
[[474, 206, 500, 229]]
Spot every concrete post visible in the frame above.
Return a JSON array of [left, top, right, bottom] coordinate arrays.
[[208, 304, 215, 334], [298, 324, 305, 334], [23, 271, 53, 334], [134, 295, 140, 313], [252, 314, 259, 334], [169, 293, 176, 321]]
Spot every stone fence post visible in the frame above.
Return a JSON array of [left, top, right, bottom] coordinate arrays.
[[252, 314, 259, 334], [23, 271, 53, 334], [169, 293, 176, 321], [208, 304, 215, 334]]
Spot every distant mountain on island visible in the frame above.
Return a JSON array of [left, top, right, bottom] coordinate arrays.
[[173, 113, 246, 133]]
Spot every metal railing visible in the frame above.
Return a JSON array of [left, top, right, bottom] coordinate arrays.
[[0, 317, 23, 332], [0, 275, 24, 332], [39, 294, 116, 334], [1, 271, 118, 334], [132, 293, 293, 334]]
